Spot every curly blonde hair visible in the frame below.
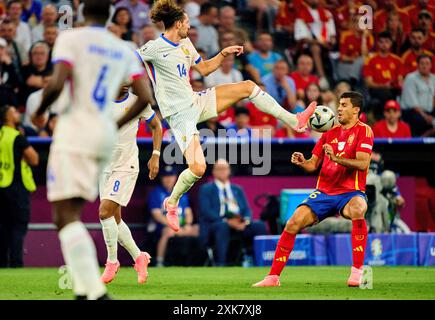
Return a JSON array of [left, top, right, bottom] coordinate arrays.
[[150, 0, 185, 29]]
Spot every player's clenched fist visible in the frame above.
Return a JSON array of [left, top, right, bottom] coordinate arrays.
[[221, 45, 244, 57], [291, 152, 306, 166], [323, 144, 335, 160]]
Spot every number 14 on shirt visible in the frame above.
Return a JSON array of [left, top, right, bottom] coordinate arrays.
[[177, 64, 187, 77]]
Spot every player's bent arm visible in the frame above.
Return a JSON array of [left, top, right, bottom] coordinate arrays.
[[23, 146, 39, 167], [148, 116, 163, 153], [332, 151, 371, 171], [300, 154, 322, 173], [117, 75, 153, 128], [35, 62, 71, 118]]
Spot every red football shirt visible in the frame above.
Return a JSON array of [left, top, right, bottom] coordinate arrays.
[[401, 49, 434, 75], [363, 53, 403, 87], [372, 120, 411, 138], [312, 121, 374, 195], [289, 71, 319, 92]]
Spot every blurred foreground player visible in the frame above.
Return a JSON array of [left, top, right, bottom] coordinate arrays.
[[253, 91, 374, 287], [99, 85, 162, 284], [32, 0, 153, 299]]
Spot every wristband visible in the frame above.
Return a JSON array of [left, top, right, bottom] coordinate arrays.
[[152, 150, 161, 157]]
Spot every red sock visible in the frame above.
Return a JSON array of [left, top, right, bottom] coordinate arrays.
[[351, 219, 368, 269], [269, 230, 296, 276]]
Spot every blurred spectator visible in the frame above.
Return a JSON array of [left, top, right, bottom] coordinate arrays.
[[37, 112, 57, 137], [372, 100, 412, 138], [373, 0, 411, 35], [383, 11, 407, 55], [247, 0, 279, 34], [401, 54, 435, 136], [261, 59, 297, 110], [193, 2, 219, 56], [42, 25, 58, 54], [0, 105, 38, 268], [227, 107, 252, 138], [31, 4, 57, 43], [289, 54, 319, 100], [197, 116, 225, 137], [218, 30, 260, 83], [363, 31, 403, 120], [111, 6, 139, 45], [183, 0, 202, 26], [20, 41, 52, 106], [0, 1, 6, 19], [21, 0, 43, 27], [187, 25, 198, 46], [404, 0, 435, 29], [0, 37, 20, 106], [147, 165, 198, 267], [334, 0, 363, 30], [7, 0, 32, 54], [204, 54, 243, 88], [337, 15, 373, 86], [401, 28, 434, 76], [303, 82, 323, 107], [416, 11, 435, 53], [247, 32, 283, 77], [0, 19, 27, 75], [107, 23, 137, 50], [139, 24, 157, 46], [294, 0, 336, 89], [218, 6, 253, 53], [115, 0, 150, 33], [198, 159, 267, 266], [274, 0, 297, 36], [365, 170, 390, 233]]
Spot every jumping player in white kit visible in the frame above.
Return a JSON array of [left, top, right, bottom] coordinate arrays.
[[32, 0, 154, 300], [99, 85, 162, 284], [136, 0, 317, 232]]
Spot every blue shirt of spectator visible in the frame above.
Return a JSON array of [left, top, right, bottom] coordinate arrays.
[[247, 51, 283, 77], [261, 73, 296, 107]]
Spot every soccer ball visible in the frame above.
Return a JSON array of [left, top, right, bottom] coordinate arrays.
[[308, 105, 336, 132]]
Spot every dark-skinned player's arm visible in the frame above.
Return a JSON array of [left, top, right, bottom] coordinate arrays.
[[323, 145, 371, 171], [32, 62, 71, 129], [193, 45, 244, 77], [146, 114, 163, 180], [116, 74, 154, 129], [291, 152, 322, 173]]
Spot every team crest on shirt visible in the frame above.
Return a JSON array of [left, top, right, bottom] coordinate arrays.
[[347, 134, 355, 146], [181, 46, 190, 57], [338, 141, 346, 151]]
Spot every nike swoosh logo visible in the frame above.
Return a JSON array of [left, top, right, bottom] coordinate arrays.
[[109, 193, 117, 196], [163, 53, 169, 58]]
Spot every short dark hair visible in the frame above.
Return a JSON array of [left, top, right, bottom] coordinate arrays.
[[340, 91, 364, 113], [7, 0, 22, 10], [235, 107, 250, 117], [111, 7, 133, 30], [417, 53, 432, 64], [378, 31, 392, 41], [200, 3, 217, 16], [83, 0, 111, 21], [150, 0, 185, 30], [411, 28, 425, 35], [0, 105, 12, 127]]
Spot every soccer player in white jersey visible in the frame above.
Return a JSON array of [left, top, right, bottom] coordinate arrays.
[[31, 0, 154, 300], [99, 85, 162, 284], [136, 0, 317, 232]]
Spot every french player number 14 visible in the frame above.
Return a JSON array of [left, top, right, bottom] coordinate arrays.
[[177, 64, 187, 77], [92, 64, 109, 110]]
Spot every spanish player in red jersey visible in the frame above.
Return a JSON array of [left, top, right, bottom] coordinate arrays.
[[253, 91, 374, 288]]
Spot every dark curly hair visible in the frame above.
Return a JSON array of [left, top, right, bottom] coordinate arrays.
[[150, 0, 185, 30]]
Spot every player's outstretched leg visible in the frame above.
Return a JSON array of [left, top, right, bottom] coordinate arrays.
[[54, 199, 108, 300], [164, 135, 205, 232], [215, 80, 317, 132], [342, 197, 368, 287], [99, 200, 121, 284], [253, 206, 316, 287]]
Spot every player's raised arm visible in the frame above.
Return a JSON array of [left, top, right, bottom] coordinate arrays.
[[291, 152, 322, 173], [193, 45, 244, 77], [147, 114, 163, 180], [32, 62, 71, 129]]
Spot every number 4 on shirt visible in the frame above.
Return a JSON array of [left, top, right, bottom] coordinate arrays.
[[177, 64, 187, 77]]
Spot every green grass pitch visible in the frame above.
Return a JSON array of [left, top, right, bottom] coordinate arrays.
[[0, 266, 434, 300]]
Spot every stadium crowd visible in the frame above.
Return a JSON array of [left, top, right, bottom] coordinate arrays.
[[0, 0, 434, 267], [0, 0, 434, 139]]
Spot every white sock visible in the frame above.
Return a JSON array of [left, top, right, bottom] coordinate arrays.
[[59, 221, 106, 300], [169, 168, 201, 205], [249, 85, 298, 128], [100, 217, 119, 263], [117, 220, 141, 261]]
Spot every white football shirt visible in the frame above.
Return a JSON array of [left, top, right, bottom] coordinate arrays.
[[50, 26, 145, 157], [136, 34, 202, 118], [104, 92, 155, 173]]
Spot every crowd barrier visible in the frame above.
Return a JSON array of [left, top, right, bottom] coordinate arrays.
[[254, 233, 435, 267]]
